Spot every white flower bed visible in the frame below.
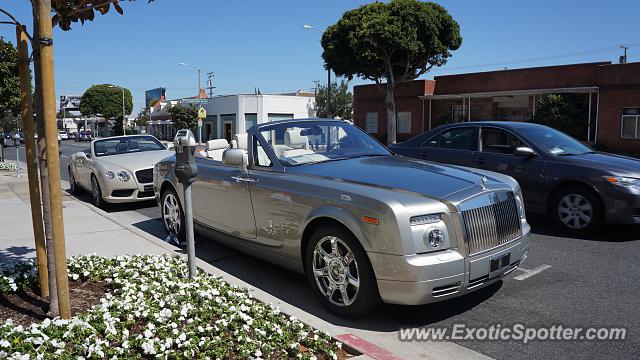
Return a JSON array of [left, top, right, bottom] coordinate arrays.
[[0, 255, 343, 359], [0, 162, 17, 172]]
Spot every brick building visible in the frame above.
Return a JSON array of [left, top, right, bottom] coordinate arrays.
[[353, 61, 640, 154]]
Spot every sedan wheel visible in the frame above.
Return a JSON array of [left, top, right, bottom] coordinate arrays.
[[553, 186, 602, 235], [558, 194, 592, 229], [305, 226, 379, 317]]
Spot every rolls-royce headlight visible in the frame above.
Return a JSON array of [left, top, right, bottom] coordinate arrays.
[[105, 171, 115, 179], [427, 229, 444, 248], [515, 189, 526, 219], [116, 170, 131, 182]]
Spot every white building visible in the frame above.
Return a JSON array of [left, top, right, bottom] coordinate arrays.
[[197, 93, 315, 142]]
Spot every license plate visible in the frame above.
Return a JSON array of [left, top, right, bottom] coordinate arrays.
[[489, 252, 511, 278]]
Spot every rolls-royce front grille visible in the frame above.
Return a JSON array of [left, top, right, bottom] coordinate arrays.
[[462, 194, 521, 255], [135, 168, 153, 184]]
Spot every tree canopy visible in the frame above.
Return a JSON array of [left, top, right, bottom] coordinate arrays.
[[0, 37, 20, 123], [80, 84, 133, 135], [535, 94, 589, 140], [167, 104, 198, 132], [321, 0, 461, 143], [315, 79, 353, 120], [52, 0, 154, 30]]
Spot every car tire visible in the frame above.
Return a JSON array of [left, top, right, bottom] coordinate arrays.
[[304, 225, 380, 317], [552, 186, 603, 235], [91, 175, 105, 209], [161, 187, 186, 244], [68, 167, 78, 195]]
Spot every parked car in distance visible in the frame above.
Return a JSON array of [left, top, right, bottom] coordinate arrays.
[[68, 132, 77, 141], [77, 131, 92, 142], [68, 135, 173, 208], [58, 131, 68, 140], [154, 119, 531, 317], [390, 121, 640, 235]]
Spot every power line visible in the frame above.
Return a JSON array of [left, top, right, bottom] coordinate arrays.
[[431, 43, 640, 72]]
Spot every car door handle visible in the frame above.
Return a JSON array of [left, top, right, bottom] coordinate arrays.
[[231, 176, 259, 183]]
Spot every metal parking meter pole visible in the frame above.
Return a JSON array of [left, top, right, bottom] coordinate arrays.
[[15, 142, 20, 177], [174, 129, 198, 278]]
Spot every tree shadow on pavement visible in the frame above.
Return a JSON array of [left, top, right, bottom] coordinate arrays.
[[0, 246, 35, 266], [527, 214, 640, 242]]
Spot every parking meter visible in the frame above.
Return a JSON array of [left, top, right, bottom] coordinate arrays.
[[174, 129, 198, 184], [173, 129, 198, 278]]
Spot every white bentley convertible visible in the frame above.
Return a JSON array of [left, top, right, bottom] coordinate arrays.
[[68, 135, 173, 208]]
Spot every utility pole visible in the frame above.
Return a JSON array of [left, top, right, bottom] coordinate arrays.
[[37, 0, 71, 319], [16, 25, 49, 297], [326, 68, 332, 119], [620, 45, 629, 64], [313, 80, 320, 97], [206, 72, 216, 97]]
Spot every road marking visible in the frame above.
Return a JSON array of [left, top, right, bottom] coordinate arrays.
[[61, 155, 69, 159], [513, 264, 551, 281]]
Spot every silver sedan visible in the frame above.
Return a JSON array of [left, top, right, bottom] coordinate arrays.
[[154, 119, 531, 317]]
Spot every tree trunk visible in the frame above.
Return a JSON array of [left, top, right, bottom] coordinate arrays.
[[385, 83, 397, 145], [32, 2, 58, 316]]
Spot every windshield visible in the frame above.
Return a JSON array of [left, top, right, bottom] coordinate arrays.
[[94, 136, 165, 157], [519, 126, 593, 156], [257, 121, 390, 166]]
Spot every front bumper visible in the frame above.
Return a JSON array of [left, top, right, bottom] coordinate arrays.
[[372, 223, 531, 305], [101, 181, 155, 204], [601, 187, 640, 225]]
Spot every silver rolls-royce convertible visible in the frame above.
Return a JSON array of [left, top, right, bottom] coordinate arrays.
[[153, 119, 531, 317]]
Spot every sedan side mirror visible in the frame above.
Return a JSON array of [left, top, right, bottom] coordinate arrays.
[[513, 146, 537, 158], [223, 148, 248, 171]]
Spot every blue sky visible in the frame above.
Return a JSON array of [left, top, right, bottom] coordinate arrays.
[[1, 0, 638, 114]]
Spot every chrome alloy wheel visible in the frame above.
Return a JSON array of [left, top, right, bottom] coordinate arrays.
[[163, 192, 181, 234], [558, 193, 593, 229], [312, 236, 360, 307]]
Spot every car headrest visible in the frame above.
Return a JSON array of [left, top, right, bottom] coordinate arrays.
[[233, 133, 248, 149], [284, 129, 309, 149], [206, 139, 229, 150], [230, 139, 238, 148], [129, 140, 139, 150]]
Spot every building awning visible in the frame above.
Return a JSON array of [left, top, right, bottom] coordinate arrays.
[[419, 86, 599, 100]]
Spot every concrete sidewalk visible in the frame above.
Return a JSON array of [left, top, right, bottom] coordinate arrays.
[[0, 169, 169, 265], [0, 168, 490, 360]]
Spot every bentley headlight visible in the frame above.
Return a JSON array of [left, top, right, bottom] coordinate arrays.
[[117, 170, 131, 182], [606, 176, 640, 190], [105, 171, 115, 180]]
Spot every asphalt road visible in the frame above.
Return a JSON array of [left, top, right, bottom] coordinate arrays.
[[3, 141, 639, 359]]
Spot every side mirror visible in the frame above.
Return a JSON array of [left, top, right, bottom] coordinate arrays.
[[223, 148, 248, 171], [513, 146, 537, 158]]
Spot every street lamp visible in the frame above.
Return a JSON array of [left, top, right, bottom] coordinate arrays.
[[108, 85, 127, 135], [303, 24, 332, 119], [179, 62, 202, 95]]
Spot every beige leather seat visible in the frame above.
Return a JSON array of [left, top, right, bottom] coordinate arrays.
[[232, 133, 248, 150], [205, 139, 229, 161], [281, 129, 314, 158]]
